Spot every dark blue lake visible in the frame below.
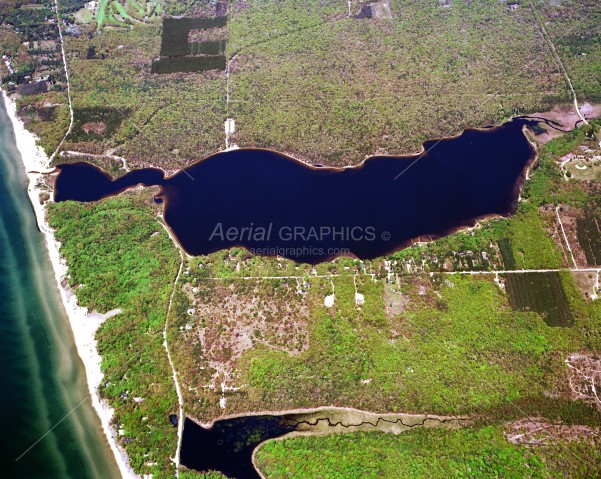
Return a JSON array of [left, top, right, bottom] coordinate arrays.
[[54, 119, 536, 263]]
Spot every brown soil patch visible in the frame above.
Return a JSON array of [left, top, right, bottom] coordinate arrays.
[[526, 102, 601, 144], [384, 282, 409, 317], [557, 205, 588, 267], [82, 121, 106, 135], [572, 271, 598, 301], [566, 353, 601, 411], [372, 0, 392, 19], [174, 279, 311, 419], [505, 418, 599, 446]]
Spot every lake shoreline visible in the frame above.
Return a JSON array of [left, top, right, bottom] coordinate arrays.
[[54, 119, 537, 264], [1, 90, 136, 479]]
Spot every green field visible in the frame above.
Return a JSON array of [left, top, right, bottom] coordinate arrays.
[[506, 206, 564, 269], [95, 0, 161, 30]]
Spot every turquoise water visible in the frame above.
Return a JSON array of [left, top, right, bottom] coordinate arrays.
[[0, 97, 121, 478]]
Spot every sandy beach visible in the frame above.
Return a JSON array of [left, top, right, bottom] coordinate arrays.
[[2, 90, 137, 479]]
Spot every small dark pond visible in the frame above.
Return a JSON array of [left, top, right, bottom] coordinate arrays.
[[179, 415, 297, 479], [54, 119, 537, 263]]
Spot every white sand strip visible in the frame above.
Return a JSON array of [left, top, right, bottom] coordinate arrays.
[[2, 90, 137, 479]]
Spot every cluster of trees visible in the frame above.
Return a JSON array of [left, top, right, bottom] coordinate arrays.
[[388, 202, 564, 273], [389, 220, 507, 273], [0, 29, 33, 78], [537, 0, 601, 102], [0, 0, 73, 153], [17, 91, 71, 154], [522, 120, 601, 207], [163, 0, 223, 18]]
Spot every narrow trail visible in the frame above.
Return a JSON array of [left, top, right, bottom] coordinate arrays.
[[225, 53, 238, 118], [195, 268, 601, 282], [198, 273, 375, 281], [195, 268, 601, 299], [445, 268, 600, 275], [161, 225, 185, 478], [565, 356, 601, 410], [527, 0, 588, 126], [51, 0, 74, 163], [556, 206, 578, 268]]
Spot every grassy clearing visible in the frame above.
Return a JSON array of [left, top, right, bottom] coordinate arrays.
[[96, 0, 109, 28], [506, 205, 564, 269], [95, 0, 161, 30]]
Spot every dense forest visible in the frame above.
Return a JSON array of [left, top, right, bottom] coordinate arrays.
[[3, 0, 599, 168], [48, 191, 181, 478]]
